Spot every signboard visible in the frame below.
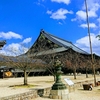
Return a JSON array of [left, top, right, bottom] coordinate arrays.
[[64, 78, 74, 86]]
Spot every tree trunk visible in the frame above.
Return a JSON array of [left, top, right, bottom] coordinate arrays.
[[73, 68, 76, 79], [86, 67, 88, 78], [24, 70, 28, 85], [54, 75, 56, 82], [2, 72, 4, 79]]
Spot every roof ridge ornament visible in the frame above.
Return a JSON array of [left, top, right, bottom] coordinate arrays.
[[40, 29, 44, 33]]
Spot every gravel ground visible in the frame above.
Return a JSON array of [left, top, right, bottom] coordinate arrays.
[[0, 75, 100, 100], [34, 85, 100, 100]]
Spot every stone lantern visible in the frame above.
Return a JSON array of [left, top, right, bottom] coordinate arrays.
[[49, 58, 69, 99]]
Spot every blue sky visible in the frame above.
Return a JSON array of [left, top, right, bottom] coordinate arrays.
[[0, 0, 100, 56]]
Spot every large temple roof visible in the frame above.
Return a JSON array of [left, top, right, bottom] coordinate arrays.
[[26, 30, 89, 56], [40, 30, 88, 54]]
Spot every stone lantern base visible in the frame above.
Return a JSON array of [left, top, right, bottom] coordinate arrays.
[[49, 89, 69, 99]]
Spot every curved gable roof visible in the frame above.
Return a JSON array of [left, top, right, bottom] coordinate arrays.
[[41, 30, 89, 54]]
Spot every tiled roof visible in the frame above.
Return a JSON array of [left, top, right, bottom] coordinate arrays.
[[40, 30, 89, 54]]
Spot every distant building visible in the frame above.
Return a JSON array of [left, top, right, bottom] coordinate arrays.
[[0, 40, 6, 49], [0, 40, 7, 78]]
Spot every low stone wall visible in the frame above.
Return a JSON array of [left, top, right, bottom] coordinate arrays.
[[0, 90, 38, 100], [74, 80, 94, 88], [37, 87, 51, 97], [0, 87, 51, 100]]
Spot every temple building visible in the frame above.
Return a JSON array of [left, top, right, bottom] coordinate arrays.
[[0, 30, 100, 78], [26, 29, 89, 56], [25, 30, 100, 75]]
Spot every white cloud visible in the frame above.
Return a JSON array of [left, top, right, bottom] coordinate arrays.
[[76, 11, 86, 21], [0, 31, 22, 39], [97, 17, 100, 22], [80, 23, 97, 28], [73, 0, 100, 21], [34, 0, 45, 7], [71, 18, 77, 22], [0, 43, 29, 56], [75, 33, 100, 55], [97, 17, 100, 27], [46, 10, 52, 14], [76, 10, 97, 21], [22, 38, 32, 44], [58, 22, 63, 25], [6, 43, 21, 53], [47, 8, 73, 20], [51, 0, 70, 5], [82, 0, 100, 11], [0, 37, 32, 56]]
